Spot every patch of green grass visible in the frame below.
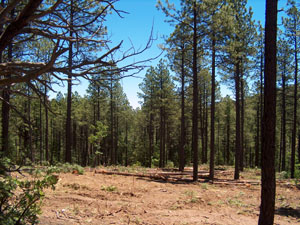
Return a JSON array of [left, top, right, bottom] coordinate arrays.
[[47, 163, 84, 175], [63, 183, 89, 191], [201, 183, 208, 190], [101, 185, 118, 192], [183, 190, 199, 203], [226, 198, 244, 207]]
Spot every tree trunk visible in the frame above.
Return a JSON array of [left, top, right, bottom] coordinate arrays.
[[65, 0, 74, 163], [234, 62, 241, 180], [226, 102, 231, 165], [179, 43, 186, 172], [258, 0, 277, 224], [281, 60, 287, 171], [1, 19, 12, 155], [39, 98, 43, 162], [240, 78, 245, 172], [255, 98, 260, 168], [149, 110, 154, 168], [209, 35, 216, 180], [110, 75, 115, 165], [45, 85, 49, 162], [291, 21, 298, 178], [192, 2, 199, 181], [125, 121, 128, 167]]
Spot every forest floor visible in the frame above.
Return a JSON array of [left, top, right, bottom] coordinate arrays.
[[38, 166, 300, 225]]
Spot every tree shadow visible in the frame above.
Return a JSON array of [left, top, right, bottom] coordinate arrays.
[[275, 207, 300, 219]]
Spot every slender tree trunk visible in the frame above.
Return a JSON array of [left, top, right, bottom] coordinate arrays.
[[204, 89, 208, 164], [234, 62, 241, 180], [298, 131, 300, 164], [192, 2, 199, 181], [73, 121, 77, 164], [226, 104, 231, 165], [149, 110, 154, 168], [115, 114, 119, 164], [200, 90, 205, 163], [240, 78, 245, 172], [125, 121, 128, 167], [110, 77, 115, 165], [255, 98, 260, 168], [209, 35, 216, 180], [65, 0, 74, 163], [45, 85, 49, 162], [258, 0, 277, 223], [291, 25, 298, 178], [258, 41, 264, 168], [39, 99, 43, 162], [179, 44, 186, 172], [281, 62, 287, 171]]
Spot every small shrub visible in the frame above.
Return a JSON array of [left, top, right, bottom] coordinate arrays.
[[0, 158, 58, 225], [278, 171, 289, 180], [151, 158, 159, 168], [48, 163, 84, 175], [201, 183, 208, 190], [166, 161, 174, 169]]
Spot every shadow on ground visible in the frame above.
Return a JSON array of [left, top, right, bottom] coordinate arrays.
[[276, 207, 300, 219]]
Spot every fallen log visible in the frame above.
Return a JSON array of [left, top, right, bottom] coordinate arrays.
[[95, 169, 209, 182]]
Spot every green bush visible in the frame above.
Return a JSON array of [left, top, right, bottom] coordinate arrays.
[[50, 163, 84, 175], [0, 158, 58, 225], [166, 160, 174, 169]]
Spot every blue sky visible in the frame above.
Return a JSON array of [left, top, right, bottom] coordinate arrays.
[[68, 0, 287, 109]]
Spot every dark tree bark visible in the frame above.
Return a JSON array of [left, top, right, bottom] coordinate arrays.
[[257, 38, 264, 168], [45, 85, 49, 162], [149, 109, 154, 168], [234, 62, 241, 180], [291, 19, 298, 178], [226, 100, 231, 165], [298, 131, 300, 164], [240, 78, 245, 172], [179, 43, 186, 172], [281, 60, 287, 171], [192, 2, 199, 181], [125, 121, 128, 167], [0, 0, 43, 52], [255, 98, 260, 168], [209, 34, 216, 180], [1, 4, 12, 155], [39, 99, 43, 162], [258, 0, 277, 224], [204, 90, 208, 163], [73, 121, 77, 164], [110, 76, 115, 165], [115, 114, 119, 164], [65, 0, 74, 163]]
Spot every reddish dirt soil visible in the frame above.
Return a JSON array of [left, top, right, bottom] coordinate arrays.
[[39, 167, 300, 225]]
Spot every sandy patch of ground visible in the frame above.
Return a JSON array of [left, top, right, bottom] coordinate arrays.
[[39, 167, 300, 225]]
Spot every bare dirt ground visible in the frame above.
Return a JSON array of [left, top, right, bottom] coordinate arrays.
[[39, 166, 300, 225]]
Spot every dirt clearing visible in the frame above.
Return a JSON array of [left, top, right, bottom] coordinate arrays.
[[38, 167, 300, 225]]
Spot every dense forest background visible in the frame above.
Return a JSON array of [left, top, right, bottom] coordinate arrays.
[[0, 0, 299, 181]]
